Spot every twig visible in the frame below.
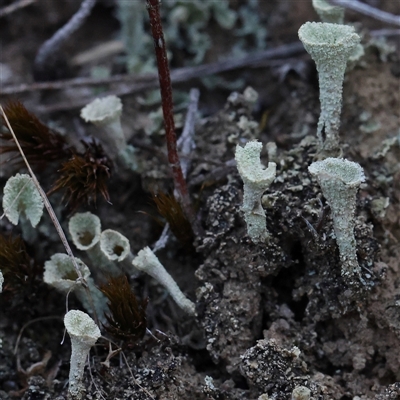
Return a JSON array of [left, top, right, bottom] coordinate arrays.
[[146, 0, 201, 237], [328, 0, 400, 26], [0, 0, 36, 18], [34, 0, 97, 78], [370, 28, 400, 37], [87, 355, 107, 400], [177, 88, 199, 178], [2, 42, 304, 96], [14, 316, 62, 355], [152, 89, 199, 252], [153, 224, 170, 253], [0, 73, 155, 95]]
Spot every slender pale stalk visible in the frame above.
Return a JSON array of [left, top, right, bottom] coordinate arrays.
[[235, 141, 276, 243], [308, 158, 365, 281], [132, 247, 195, 315], [64, 310, 101, 400], [298, 23, 360, 152]]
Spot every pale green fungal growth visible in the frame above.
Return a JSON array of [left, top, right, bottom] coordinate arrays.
[[312, 0, 345, 24], [99, 229, 131, 262], [43, 254, 108, 322], [298, 22, 360, 153], [81, 95, 124, 153], [80, 95, 137, 169], [68, 213, 120, 276], [132, 247, 195, 315], [69, 212, 101, 252], [64, 310, 101, 400], [235, 141, 276, 243], [2, 174, 44, 227], [308, 158, 365, 281]]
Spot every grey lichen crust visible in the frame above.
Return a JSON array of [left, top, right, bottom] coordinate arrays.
[[235, 141, 276, 243], [308, 158, 365, 281], [298, 22, 360, 153], [2, 174, 44, 227]]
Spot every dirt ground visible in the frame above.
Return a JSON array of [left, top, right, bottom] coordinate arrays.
[[0, 1, 399, 399]]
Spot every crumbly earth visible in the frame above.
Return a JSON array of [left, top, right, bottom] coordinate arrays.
[[1, 1, 399, 400]]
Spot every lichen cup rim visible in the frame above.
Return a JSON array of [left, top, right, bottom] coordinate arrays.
[[308, 157, 365, 186], [298, 21, 358, 47], [80, 95, 123, 125]]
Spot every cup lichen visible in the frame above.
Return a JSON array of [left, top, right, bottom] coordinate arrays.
[[308, 158, 365, 282], [132, 246, 195, 315], [64, 310, 101, 400], [235, 141, 276, 243], [298, 22, 360, 153]]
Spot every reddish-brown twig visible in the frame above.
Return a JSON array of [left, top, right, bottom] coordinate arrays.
[[145, 0, 201, 236]]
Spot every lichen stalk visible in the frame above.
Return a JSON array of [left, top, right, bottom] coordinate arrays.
[[308, 158, 365, 281], [298, 22, 360, 152], [64, 310, 101, 400], [235, 141, 276, 243]]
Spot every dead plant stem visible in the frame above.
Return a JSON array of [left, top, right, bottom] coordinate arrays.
[[146, 0, 201, 236]]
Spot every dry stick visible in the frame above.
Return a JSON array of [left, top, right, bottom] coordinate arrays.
[[153, 87, 200, 253], [145, 0, 201, 237], [177, 88, 200, 178], [1, 42, 304, 96], [0, 0, 36, 18], [0, 73, 156, 95], [328, 0, 400, 26], [14, 316, 62, 355], [100, 336, 156, 400], [370, 28, 400, 37], [87, 355, 107, 400], [34, 0, 97, 74]]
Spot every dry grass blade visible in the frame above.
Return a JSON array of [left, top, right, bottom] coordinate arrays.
[[0, 104, 84, 281]]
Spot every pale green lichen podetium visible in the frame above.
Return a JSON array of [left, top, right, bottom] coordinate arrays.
[[64, 310, 101, 400], [312, 0, 345, 24], [235, 141, 276, 244], [308, 158, 365, 283], [298, 22, 360, 153]]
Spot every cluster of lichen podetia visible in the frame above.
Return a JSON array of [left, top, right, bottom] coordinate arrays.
[[0, 1, 372, 399], [235, 8, 366, 285], [1, 178, 195, 400]]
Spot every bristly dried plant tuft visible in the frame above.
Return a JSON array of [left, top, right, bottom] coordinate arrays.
[[47, 140, 112, 211], [0, 233, 41, 300], [153, 191, 194, 246], [0, 100, 72, 169], [99, 275, 148, 344]]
